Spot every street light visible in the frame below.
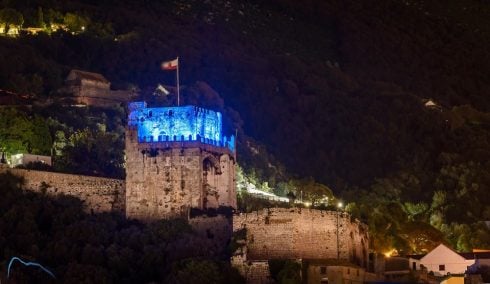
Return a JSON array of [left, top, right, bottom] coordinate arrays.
[[337, 201, 343, 260]]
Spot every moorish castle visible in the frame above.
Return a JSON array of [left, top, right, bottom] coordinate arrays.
[[125, 102, 237, 220], [1, 99, 370, 283]]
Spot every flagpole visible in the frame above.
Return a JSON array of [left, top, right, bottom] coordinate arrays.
[[176, 57, 180, 106], [234, 128, 238, 161]]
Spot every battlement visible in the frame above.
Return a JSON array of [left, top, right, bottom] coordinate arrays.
[[233, 208, 369, 266], [128, 102, 235, 152], [125, 102, 237, 220]]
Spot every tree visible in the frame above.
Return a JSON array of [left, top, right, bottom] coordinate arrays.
[[0, 8, 24, 34], [403, 202, 429, 222], [274, 180, 295, 197], [294, 177, 334, 206], [430, 191, 447, 229], [0, 108, 52, 156], [55, 127, 124, 178], [44, 9, 63, 28], [286, 191, 296, 204], [269, 260, 301, 284], [63, 12, 89, 32], [166, 259, 223, 284], [400, 222, 445, 253], [36, 7, 45, 29]]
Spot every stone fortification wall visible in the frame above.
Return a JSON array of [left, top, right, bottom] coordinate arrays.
[[232, 258, 271, 284], [189, 215, 233, 255], [232, 244, 272, 284], [233, 208, 369, 267], [0, 168, 125, 213], [125, 127, 236, 221]]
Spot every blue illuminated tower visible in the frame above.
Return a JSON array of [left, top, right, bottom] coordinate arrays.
[[125, 102, 237, 220]]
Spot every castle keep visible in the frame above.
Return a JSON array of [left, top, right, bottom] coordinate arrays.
[[125, 102, 237, 220]]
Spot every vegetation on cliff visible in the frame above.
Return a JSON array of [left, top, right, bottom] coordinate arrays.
[[0, 0, 489, 255]]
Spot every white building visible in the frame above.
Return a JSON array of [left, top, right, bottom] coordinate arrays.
[[409, 244, 474, 276]]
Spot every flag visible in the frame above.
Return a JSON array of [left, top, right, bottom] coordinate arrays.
[[161, 58, 178, 70]]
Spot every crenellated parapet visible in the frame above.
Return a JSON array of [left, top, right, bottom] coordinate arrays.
[[128, 102, 235, 152], [125, 102, 237, 220]]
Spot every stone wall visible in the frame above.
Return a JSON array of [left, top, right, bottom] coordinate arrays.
[[233, 208, 369, 268], [233, 260, 271, 284], [189, 214, 233, 255], [232, 246, 272, 284], [0, 168, 125, 213], [125, 127, 236, 220]]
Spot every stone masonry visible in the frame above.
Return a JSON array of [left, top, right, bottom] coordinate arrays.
[[233, 208, 369, 268], [125, 104, 237, 220], [0, 167, 125, 213]]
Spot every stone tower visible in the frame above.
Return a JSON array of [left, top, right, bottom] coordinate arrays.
[[125, 102, 237, 220]]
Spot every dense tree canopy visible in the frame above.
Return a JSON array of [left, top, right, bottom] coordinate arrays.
[[0, 0, 489, 254], [0, 108, 52, 155], [0, 172, 243, 283]]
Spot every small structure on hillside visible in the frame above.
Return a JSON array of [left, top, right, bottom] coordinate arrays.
[[423, 99, 443, 111], [62, 69, 135, 107], [0, 89, 31, 106], [10, 153, 52, 167], [65, 69, 111, 95], [408, 243, 490, 277], [125, 101, 237, 220]]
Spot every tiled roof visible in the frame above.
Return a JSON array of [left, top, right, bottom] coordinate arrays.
[[406, 254, 425, 260], [70, 69, 109, 83]]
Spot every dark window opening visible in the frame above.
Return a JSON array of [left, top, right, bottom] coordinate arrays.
[[320, 266, 327, 275], [439, 265, 445, 271]]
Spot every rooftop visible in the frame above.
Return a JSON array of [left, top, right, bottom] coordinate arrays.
[[67, 69, 110, 84], [128, 102, 235, 152]]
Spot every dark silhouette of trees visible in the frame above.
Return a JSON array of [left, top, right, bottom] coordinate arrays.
[[0, 0, 489, 254], [0, 172, 243, 283], [0, 8, 24, 33]]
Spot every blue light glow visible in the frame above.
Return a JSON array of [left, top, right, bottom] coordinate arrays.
[[128, 102, 235, 152]]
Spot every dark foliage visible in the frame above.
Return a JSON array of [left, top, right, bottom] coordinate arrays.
[[0, 173, 243, 283], [0, 0, 489, 252], [0, 0, 488, 187], [268, 259, 301, 284]]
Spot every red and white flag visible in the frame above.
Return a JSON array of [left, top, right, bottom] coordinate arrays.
[[161, 58, 178, 70]]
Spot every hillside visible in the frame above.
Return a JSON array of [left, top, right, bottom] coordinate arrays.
[[0, 0, 489, 252], [0, 173, 243, 283]]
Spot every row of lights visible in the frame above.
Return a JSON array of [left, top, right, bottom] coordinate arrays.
[[300, 194, 344, 209]]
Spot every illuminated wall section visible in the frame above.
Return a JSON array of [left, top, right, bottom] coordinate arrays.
[[128, 102, 234, 152]]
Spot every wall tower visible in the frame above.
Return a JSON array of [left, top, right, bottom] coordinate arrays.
[[125, 102, 236, 220]]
